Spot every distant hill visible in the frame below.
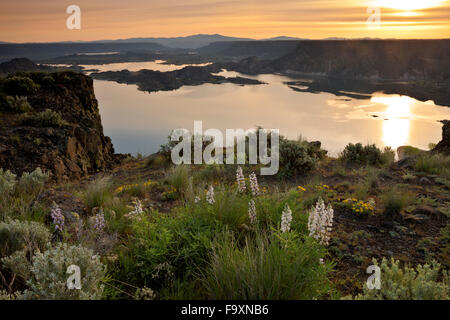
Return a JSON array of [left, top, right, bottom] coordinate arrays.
[[0, 42, 174, 62], [272, 39, 450, 80], [0, 58, 54, 76], [219, 39, 450, 81], [263, 36, 306, 41], [198, 40, 301, 60], [0, 34, 306, 61], [93, 34, 255, 49]]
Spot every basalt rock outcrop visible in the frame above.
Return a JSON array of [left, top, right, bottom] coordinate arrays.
[[0, 71, 120, 181], [433, 120, 450, 155], [91, 65, 264, 93]]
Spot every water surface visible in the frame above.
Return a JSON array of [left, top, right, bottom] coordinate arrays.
[[93, 63, 450, 156]]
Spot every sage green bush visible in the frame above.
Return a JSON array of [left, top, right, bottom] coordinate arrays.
[[22, 244, 106, 300], [352, 258, 449, 300], [0, 220, 51, 258], [0, 168, 49, 220]]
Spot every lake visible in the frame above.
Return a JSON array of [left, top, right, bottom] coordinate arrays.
[[92, 62, 450, 156]]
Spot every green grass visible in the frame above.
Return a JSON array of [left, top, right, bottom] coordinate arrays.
[[200, 231, 333, 300], [414, 153, 450, 176], [382, 189, 412, 216], [83, 177, 113, 210]]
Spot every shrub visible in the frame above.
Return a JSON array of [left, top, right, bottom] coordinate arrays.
[[351, 258, 449, 300], [0, 169, 17, 196], [0, 96, 33, 113], [0, 168, 49, 221], [200, 231, 333, 299], [0, 220, 51, 259], [340, 143, 392, 166], [21, 109, 69, 128], [278, 138, 319, 177], [21, 243, 106, 300], [342, 198, 375, 218], [16, 167, 49, 195], [3, 76, 40, 96]]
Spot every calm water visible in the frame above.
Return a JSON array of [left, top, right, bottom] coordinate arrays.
[[81, 60, 211, 74], [93, 63, 450, 156]]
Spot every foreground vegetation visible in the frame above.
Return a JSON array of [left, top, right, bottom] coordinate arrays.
[[0, 136, 449, 300]]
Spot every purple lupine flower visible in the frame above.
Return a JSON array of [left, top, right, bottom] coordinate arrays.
[[93, 208, 106, 232], [51, 205, 65, 231]]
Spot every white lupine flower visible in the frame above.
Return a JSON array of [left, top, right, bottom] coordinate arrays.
[[281, 204, 292, 233], [248, 199, 257, 225], [206, 185, 215, 204], [308, 198, 334, 246], [236, 166, 246, 193], [130, 199, 143, 215], [249, 172, 260, 197]]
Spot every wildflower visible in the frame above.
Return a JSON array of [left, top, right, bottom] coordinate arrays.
[[248, 199, 257, 225], [194, 196, 201, 203], [93, 208, 106, 232], [129, 199, 143, 215], [206, 185, 215, 204], [297, 186, 306, 192], [281, 204, 293, 233], [50, 204, 65, 231], [319, 258, 324, 265], [249, 172, 260, 196], [308, 198, 334, 246], [71, 212, 80, 220], [236, 166, 246, 193]]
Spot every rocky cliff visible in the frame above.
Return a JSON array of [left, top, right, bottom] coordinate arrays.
[[220, 40, 450, 81], [0, 71, 119, 181]]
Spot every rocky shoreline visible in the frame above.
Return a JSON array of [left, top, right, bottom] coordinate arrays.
[[91, 65, 264, 93]]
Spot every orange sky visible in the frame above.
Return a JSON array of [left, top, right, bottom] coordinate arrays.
[[1, 0, 449, 42]]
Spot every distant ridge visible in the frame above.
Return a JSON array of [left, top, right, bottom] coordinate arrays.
[[83, 34, 255, 49], [262, 36, 306, 41]]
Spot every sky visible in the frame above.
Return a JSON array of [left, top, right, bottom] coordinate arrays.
[[0, 0, 449, 42]]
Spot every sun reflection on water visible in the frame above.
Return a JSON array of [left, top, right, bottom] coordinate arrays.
[[371, 95, 414, 150]]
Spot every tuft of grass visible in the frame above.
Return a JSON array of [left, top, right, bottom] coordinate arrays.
[[200, 231, 333, 300], [382, 189, 411, 216], [84, 177, 113, 210], [165, 165, 191, 199], [414, 153, 450, 176]]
